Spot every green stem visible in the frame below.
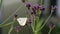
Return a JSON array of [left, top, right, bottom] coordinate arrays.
[[40, 0, 42, 5], [48, 29, 52, 34], [0, 0, 2, 7], [38, 0, 42, 5], [31, 15, 34, 32], [34, 31, 37, 34], [34, 16, 36, 30], [40, 12, 53, 30], [40, 13, 52, 29], [0, 6, 22, 25], [8, 17, 16, 34], [0, 22, 13, 27], [17, 32, 19, 34], [30, 15, 36, 33], [37, 11, 53, 32], [8, 24, 13, 34]]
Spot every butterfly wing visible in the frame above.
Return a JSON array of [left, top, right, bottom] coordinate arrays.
[[17, 17, 27, 26]]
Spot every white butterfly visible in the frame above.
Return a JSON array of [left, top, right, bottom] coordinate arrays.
[[17, 17, 27, 26]]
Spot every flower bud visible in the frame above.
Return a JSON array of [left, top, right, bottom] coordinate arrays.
[[33, 4, 39, 10], [51, 5, 57, 10], [26, 18, 32, 25], [14, 14, 18, 18], [26, 18, 32, 23], [49, 23, 55, 30], [30, 9, 37, 16], [32, 7, 36, 12], [14, 14, 18, 21], [25, 2, 31, 10], [14, 26, 21, 32], [39, 4, 45, 11]]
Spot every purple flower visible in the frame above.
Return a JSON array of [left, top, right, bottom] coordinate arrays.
[[39, 4, 45, 11], [32, 7, 36, 12], [25, 2, 31, 9], [27, 18, 32, 23], [14, 26, 21, 32], [49, 23, 55, 29], [51, 5, 57, 10], [30, 9, 37, 16], [26, 18, 32, 25], [29, 9, 34, 14], [33, 4, 39, 10]]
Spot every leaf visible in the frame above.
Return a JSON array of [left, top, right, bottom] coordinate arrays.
[[0, 22, 13, 27], [35, 18, 44, 32]]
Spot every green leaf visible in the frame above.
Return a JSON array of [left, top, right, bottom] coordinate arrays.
[[35, 18, 44, 32], [8, 24, 13, 34]]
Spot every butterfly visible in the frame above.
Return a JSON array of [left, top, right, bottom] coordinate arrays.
[[17, 17, 27, 26]]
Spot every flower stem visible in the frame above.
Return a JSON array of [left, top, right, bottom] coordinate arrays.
[[8, 24, 13, 34], [48, 29, 52, 34], [0, 6, 22, 25], [17, 32, 19, 34], [34, 31, 37, 34], [8, 15, 17, 34], [41, 13, 52, 29], [34, 16, 36, 30], [40, 0, 42, 5], [38, 10, 53, 31]]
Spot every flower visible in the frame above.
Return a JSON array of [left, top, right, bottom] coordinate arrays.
[[33, 4, 39, 10], [29, 9, 34, 15], [26, 18, 32, 24], [14, 26, 21, 32], [51, 5, 57, 10], [49, 23, 55, 30], [31, 4, 39, 12], [27, 18, 32, 23], [30, 9, 37, 16], [25, 2, 31, 9], [14, 14, 18, 18], [32, 7, 36, 12], [39, 4, 45, 11]]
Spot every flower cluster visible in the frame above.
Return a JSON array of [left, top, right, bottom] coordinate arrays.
[[21, 1, 57, 34], [21, 1, 57, 25], [25, 2, 45, 16]]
